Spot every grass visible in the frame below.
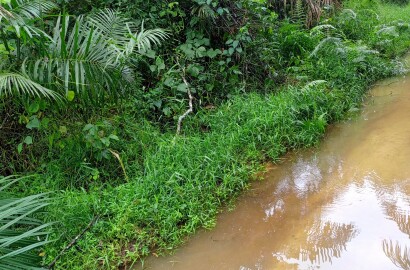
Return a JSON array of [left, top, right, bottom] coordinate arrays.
[[6, 1, 410, 269], [44, 82, 398, 268]]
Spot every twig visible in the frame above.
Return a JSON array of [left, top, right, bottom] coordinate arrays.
[[176, 70, 193, 136], [48, 215, 100, 269]]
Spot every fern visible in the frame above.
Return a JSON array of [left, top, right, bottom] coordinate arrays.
[[309, 37, 343, 58], [340, 9, 357, 20], [377, 26, 399, 37], [291, 0, 306, 25], [310, 24, 337, 37], [302, 80, 327, 91]]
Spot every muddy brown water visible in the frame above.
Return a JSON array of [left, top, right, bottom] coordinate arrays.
[[142, 65, 410, 270]]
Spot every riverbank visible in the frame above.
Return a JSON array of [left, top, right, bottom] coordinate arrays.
[[29, 2, 410, 269], [143, 64, 410, 269]]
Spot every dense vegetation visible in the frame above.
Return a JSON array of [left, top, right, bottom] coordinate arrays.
[[1, 0, 410, 269]]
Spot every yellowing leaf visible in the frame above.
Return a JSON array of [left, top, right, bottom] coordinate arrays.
[[67, 91, 75, 101]]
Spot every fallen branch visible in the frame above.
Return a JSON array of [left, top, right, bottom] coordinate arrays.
[[176, 71, 193, 136], [48, 215, 100, 269]]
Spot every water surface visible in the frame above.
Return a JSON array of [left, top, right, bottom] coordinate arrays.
[[143, 70, 410, 270]]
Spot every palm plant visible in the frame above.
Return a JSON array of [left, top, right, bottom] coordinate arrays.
[[23, 9, 168, 100], [0, 1, 168, 102], [0, 0, 57, 39], [0, 175, 53, 270], [0, 0, 59, 100]]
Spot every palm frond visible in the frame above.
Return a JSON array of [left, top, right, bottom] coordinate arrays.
[[88, 9, 169, 56], [192, 4, 216, 22], [21, 9, 168, 101], [0, 5, 13, 19], [22, 14, 122, 98], [88, 8, 136, 44], [0, 176, 53, 270], [0, 72, 58, 99], [0, 0, 56, 38], [10, 0, 58, 20], [125, 22, 169, 55]]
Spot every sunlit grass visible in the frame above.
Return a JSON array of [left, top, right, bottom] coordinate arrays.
[[344, 0, 410, 22]]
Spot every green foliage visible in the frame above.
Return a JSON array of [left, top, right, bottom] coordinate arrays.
[[21, 9, 168, 102], [2, 0, 410, 269], [0, 175, 52, 269], [82, 122, 119, 161], [0, 2, 167, 103], [383, 0, 410, 5], [0, 73, 58, 99]]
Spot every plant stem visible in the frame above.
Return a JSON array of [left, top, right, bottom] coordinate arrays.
[[16, 38, 21, 64]]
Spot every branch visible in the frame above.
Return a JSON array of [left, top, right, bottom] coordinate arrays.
[[48, 215, 100, 269], [176, 71, 193, 136]]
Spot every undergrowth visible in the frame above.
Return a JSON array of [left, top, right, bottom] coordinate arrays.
[[2, 0, 410, 269]]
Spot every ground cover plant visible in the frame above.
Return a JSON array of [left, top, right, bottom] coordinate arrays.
[[1, 0, 410, 269]]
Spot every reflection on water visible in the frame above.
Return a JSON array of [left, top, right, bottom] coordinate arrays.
[[383, 199, 410, 237], [142, 69, 410, 269], [275, 221, 358, 267], [383, 240, 410, 270]]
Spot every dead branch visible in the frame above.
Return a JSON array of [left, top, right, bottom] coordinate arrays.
[[176, 70, 193, 136], [48, 215, 100, 269]]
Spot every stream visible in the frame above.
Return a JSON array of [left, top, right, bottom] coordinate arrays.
[[142, 61, 410, 270]]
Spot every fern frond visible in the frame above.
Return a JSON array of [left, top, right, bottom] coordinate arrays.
[[310, 24, 337, 37], [340, 9, 357, 20], [192, 4, 216, 22], [376, 26, 399, 37], [302, 80, 327, 91], [291, 0, 306, 25], [310, 37, 343, 57]]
